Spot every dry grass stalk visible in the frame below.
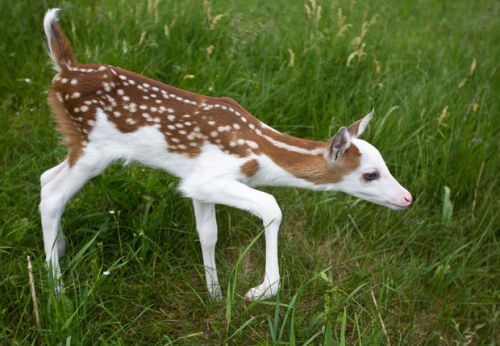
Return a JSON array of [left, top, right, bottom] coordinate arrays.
[[371, 290, 391, 346], [27, 255, 41, 330]]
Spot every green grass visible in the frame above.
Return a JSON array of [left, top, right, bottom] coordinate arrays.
[[1, 0, 499, 344]]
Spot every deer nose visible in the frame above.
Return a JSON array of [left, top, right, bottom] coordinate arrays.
[[403, 192, 412, 205]]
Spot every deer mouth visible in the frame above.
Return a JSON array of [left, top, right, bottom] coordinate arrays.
[[385, 201, 410, 210]]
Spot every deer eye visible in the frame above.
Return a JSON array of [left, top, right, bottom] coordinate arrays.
[[363, 171, 379, 182]]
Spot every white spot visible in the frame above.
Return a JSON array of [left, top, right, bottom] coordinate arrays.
[[122, 95, 130, 101], [113, 111, 121, 117], [117, 89, 124, 95], [167, 115, 175, 121], [81, 105, 89, 112], [74, 107, 80, 113], [129, 79, 135, 85], [249, 123, 255, 130], [150, 107, 158, 112], [185, 121, 192, 126], [151, 94, 157, 98], [88, 119, 95, 126], [229, 141, 237, 147], [71, 92, 80, 99], [246, 140, 259, 149], [171, 138, 180, 143], [70, 79, 78, 85], [210, 131, 218, 137], [143, 83, 150, 88], [140, 105, 148, 110], [167, 108, 175, 113], [98, 66, 107, 71], [208, 120, 215, 126], [233, 123, 241, 130], [167, 125, 175, 130], [237, 139, 245, 145], [155, 99, 162, 104], [142, 95, 149, 100], [179, 130, 187, 135], [175, 123, 184, 128], [119, 75, 127, 80], [152, 86, 159, 91], [61, 78, 68, 83]]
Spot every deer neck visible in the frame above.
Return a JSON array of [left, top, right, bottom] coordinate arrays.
[[252, 128, 360, 190]]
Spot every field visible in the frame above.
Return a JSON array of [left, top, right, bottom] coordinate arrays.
[[1, 0, 499, 344]]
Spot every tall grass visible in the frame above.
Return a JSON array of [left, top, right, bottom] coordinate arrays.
[[0, 0, 498, 344]]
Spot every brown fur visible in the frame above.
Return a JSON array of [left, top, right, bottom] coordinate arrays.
[[47, 90, 85, 166], [46, 22, 361, 182], [240, 159, 260, 178], [48, 21, 76, 70]]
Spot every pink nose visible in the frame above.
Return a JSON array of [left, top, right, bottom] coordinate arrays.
[[403, 192, 412, 205]]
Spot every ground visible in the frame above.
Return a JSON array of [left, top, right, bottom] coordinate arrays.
[[0, 0, 498, 344]]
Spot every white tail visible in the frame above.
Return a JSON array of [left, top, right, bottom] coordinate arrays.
[[41, 9, 412, 301]]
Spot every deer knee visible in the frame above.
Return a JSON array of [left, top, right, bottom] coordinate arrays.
[[260, 195, 282, 227]]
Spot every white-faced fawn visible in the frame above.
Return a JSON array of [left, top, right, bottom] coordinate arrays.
[[40, 8, 412, 301]]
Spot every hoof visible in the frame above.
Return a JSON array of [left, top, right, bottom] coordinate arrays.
[[244, 283, 279, 302]]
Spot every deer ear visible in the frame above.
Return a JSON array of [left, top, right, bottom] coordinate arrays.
[[347, 109, 374, 138], [326, 126, 351, 163]]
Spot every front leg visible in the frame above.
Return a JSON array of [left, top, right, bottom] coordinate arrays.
[[192, 199, 223, 300], [183, 179, 282, 301]]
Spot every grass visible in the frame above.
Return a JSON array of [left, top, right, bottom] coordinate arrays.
[[1, 0, 499, 344]]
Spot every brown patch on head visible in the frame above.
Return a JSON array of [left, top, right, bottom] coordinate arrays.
[[240, 159, 259, 178], [325, 143, 361, 182]]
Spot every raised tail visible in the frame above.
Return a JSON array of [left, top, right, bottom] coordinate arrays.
[[44, 8, 76, 71]]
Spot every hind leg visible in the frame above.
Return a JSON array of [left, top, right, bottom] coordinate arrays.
[[40, 159, 68, 187], [40, 159, 69, 257], [39, 153, 110, 291]]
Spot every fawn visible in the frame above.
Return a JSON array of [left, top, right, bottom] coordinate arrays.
[[40, 8, 412, 301]]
